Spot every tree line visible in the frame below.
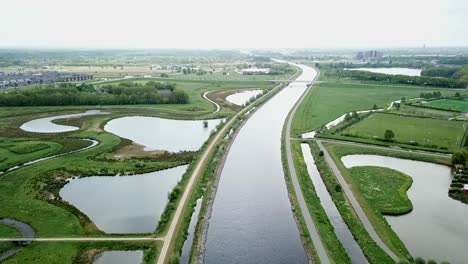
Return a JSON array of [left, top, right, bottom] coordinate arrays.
[[333, 69, 466, 88], [0, 81, 189, 106]]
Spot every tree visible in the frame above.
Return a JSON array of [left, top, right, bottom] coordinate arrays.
[[203, 120, 208, 128], [455, 92, 461, 97], [384, 130, 395, 141], [344, 113, 352, 121], [452, 151, 468, 166], [373, 104, 378, 110], [351, 111, 359, 119]]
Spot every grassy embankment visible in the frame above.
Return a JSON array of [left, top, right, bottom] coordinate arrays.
[[0, 224, 20, 254], [284, 140, 351, 264], [417, 99, 468, 112], [1, 241, 161, 264]]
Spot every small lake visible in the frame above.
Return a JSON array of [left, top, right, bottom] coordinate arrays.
[[226, 90, 263, 106], [20, 110, 106, 133], [347, 68, 421, 76], [341, 155, 468, 263], [60, 165, 188, 234], [104, 116, 223, 152], [93, 251, 143, 264]]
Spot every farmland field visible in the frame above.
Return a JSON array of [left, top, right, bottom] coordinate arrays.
[[422, 99, 468, 112], [342, 113, 466, 151], [291, 76, 468, 137]]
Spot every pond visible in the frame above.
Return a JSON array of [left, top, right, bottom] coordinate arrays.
[[341, 154, 467, 263], [93, 251, 143, 264], [59, 165, 188, 234], [226, 90, 263, 106], [347, 67, 421, 76], [20, 110, 106, 133], [104, 116, 223, 152]]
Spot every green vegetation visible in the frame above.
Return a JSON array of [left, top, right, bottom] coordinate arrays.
[[422, 99, 468, 112], [333, 69, 466, 88], [348, 167, 413, 215], [0, 81, 189, 106], [1, 241, 160, 264], [291, 73, 468, 137], [0, 140, 63, 171], [0, 224, 20, 254], [334, 113, 465, 152], [449, 168, 468, 204], [289, 141, 351, 263], [308, 141, 403, 263]]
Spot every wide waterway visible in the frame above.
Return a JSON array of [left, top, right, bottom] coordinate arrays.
[[342, 155, 467, 264], [203, 63, 317, 264]]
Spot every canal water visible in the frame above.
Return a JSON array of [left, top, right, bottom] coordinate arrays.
[[60, 165, 188, 234], [203, 64, 317, 264], [342, 154, 467, 263], [104, 116, 223, 152], [346, 67, 421, 76]]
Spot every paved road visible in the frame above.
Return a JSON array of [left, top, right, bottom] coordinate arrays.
[[202, 91, 220, 113], [316, 141, 400, 262], [284, 65, 332, 264]]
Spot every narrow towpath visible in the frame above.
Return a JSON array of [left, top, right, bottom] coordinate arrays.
[[0, 237, 164, 242], [316, 140, 399, 261], [203, 91, 220, 113], [284, 67, 332, 264]]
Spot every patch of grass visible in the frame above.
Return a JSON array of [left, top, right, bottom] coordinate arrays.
[[0, 140, 63, 171], [348, 166, 413, 215], [6, 142, 50, 154], [289, 141, 351, 263], [292, 73, 468, 137], [337, 113, 465, 151], [2, 241, 160, 264], [422, 99, 468, 112], [0, 224, 20, 254]]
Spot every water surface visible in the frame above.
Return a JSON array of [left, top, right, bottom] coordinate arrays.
[[347, 67, 421, 76], [342, 155, 466, 263], [93, 251, 143, 264], [60, 165, 188, 234], [226, 90, 262, 106], [180, 198, 203, 264], [204, 64, 317, 264], [104, 116, 223, 152], [20, 110, 106, 133]]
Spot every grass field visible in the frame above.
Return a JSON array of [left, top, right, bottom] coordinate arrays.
[[348, 167, 413, 215], [341, 113, 466, 151], [423, 99, 468, 112], [1, 241, 160, 264], [292, 74, 468, 137]]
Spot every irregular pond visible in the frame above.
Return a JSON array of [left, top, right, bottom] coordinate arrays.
[[20, 110, 106, 133], [342, 154, 466, 263], [203, 64, 317, 264], [180, 198, 202, 264], [93, 251, 143, 264], [226, 90, 263, 106], [347, 67, 421, 76], [301, 144, 368, 263], [59, 165, 188, 234], [104, 116, 223, 152]]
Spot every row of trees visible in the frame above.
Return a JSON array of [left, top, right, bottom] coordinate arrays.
[[0, 81, 189, 106], [335, 69, 467, 88], [419, 91, 442, 99]]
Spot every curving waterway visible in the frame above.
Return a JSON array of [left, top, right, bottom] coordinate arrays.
[[20, 110, 107, 133], [203, 63, 317, 264]]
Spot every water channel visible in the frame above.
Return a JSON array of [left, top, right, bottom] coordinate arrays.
[[20, 110, 107, 133], [203, 63, 317, 264], [225, 90, 262, 106], [342, 154, 467, 263]]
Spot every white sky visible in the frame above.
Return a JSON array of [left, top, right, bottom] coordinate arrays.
[[0, 0, 467, 49]]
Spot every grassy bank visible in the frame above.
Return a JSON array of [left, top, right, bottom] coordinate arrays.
[[309, 141, 402, 263]]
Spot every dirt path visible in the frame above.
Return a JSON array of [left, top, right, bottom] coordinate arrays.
[[203, 91, 220, 113]]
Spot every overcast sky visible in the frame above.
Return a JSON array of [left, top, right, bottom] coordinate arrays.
[[1, 0, 467, 49]]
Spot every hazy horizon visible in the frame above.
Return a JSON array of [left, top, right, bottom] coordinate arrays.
[[1, 0, 467, 49]]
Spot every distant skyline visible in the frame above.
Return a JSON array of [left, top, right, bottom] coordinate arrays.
[[1, 0, 467, 49]]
